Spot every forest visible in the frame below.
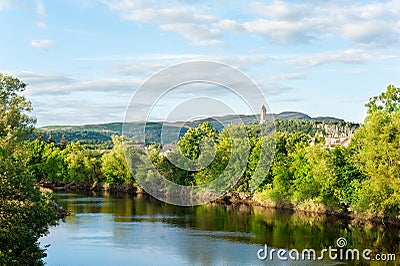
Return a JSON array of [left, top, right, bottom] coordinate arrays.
[[1, 72, 399, 264]]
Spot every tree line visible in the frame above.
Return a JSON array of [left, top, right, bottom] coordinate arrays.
[[28, 135, 132, 185]]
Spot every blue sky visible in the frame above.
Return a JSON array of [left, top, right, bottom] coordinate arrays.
[[1, 0, 399, 126]]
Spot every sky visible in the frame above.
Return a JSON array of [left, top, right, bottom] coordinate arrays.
[[1, 0, 399, 126]]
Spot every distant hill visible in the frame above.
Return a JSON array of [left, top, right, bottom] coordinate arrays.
[[273, 111, 345, 122], [33, 111, 354, 147], [173, 111, 345, 130], [275, 111, 311, 120], [313, 116, 345, 122]]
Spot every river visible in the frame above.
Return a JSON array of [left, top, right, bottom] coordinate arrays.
[[41, 192, 400, 265]]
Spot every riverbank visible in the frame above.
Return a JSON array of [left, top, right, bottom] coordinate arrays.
[[251, 195, 400, 227], [40, 181, 143, 194], [39, 186, 69, 219], [40, 181, 400, 226]]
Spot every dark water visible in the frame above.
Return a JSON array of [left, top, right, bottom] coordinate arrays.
[[41, 192, 400, 265]]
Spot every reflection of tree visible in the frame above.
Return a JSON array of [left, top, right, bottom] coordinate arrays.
[[56, 193, 400, 262]]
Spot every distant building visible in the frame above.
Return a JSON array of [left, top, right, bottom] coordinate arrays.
[[325, 137, 351, 148], [260, 105, 267, 123]]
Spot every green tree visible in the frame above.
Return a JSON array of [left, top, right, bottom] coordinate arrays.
[[178, 122, 218, 160], [331, 146, 364, 205], [65, 142, 102, 183], [101, 136, 132, 184], [0, 156, 57, 265], [365, 84, 400, 114], [267, 132, 310, 200], [27, 139, 48, 181], [351, 85, 400, 216], [0, 73, 35, 150], [154, 151, 193, 185], [291, 144, 337, 205], [41, 143, 68, 182], [0, 74, 57, 265], [193, 129, 229, 186]]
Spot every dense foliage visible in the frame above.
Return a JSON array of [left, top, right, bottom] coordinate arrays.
[[256, 85, 400, 219], [27, 136, 134, 186], [0, 74, 57, 265], [350, 85, 400, 217]]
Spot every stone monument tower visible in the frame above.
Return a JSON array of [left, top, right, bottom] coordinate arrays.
[[260, 105, 267, 123]]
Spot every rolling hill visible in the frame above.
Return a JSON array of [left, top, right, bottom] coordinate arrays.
[[33, 111, 355, 147]]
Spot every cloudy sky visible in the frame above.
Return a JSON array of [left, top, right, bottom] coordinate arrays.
[[1, 0, 399, 126]]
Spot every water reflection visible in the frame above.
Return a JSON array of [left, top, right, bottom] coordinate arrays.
[[42, 192, 400, 265]]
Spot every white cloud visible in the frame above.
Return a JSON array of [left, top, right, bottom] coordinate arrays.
[[216, 19, 241, 31], [30, 39, 53, 50], [86, 54, 271, 76], [76, 53, 204, 62], [9, 71, 74, 84], [5, 0, 400, 48], [101, 0, 221, 46], [34, 0, 48, 29], [2, 70, 140, 96], [101, 0, 400, 47], [3, 61, 295, 125], [261, 83, 294, 97], [221, 1, 400, 46], [160, 23, 221, 45], [111, 62, 170, 75], [242, 18, 316, 43], [319, 1, 400, 46], [35, 0, 46, 16], [0, 70, 140, 125], [339, 20, 397, 46], [288, 49, 371, 67], [119, 6, 215, 24], [249, 1, 310, 21], [274, 73, 306, 80], [31, 92, 133, 126], [26, 77, 140, 96], [102, 0, 216, 24]]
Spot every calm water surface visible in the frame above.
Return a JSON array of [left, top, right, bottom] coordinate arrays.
[[41, 192, 400, 265]]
